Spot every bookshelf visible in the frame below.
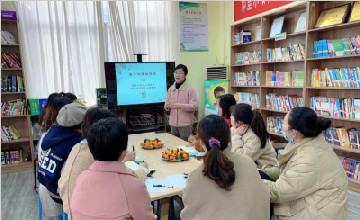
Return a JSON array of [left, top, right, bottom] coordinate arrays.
[[230, 1, 360, 192], [1, 18, 35, 174]]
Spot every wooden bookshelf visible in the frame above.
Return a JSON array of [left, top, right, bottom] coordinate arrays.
[[1, 18, 35, 173], [230, 1, 360, 191]]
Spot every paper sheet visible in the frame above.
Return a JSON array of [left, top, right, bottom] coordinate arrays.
[[125, 161, 140, 171], [167, 175, 188, 188], [145, 179, 169, 193]]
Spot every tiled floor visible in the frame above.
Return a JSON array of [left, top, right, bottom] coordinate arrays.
[[1, 170, 359, 220]]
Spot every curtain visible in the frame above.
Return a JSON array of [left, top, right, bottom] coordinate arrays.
[[104, 1, 178, 62], [14, 1, 104, 106]]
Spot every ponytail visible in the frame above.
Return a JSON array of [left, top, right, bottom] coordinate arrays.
[[198, 115, 235, 191], [251, 110, 269, 149], [289, 107, 332, 137], [203, 144, 235, 191]]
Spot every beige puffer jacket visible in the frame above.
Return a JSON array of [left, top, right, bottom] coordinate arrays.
[[264, 135, 348, 220], [231, 127, 279, 178]]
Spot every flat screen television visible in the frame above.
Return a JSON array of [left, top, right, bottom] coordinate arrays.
[[105, 62, 175, 108]]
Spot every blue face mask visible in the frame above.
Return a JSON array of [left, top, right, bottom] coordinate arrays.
[[215, 108, 220, 116], [282, 131, 294, 143]]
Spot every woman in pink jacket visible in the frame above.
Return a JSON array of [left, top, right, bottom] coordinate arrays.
[[70, 118, 156, 220], [165, 64, 198, 141]]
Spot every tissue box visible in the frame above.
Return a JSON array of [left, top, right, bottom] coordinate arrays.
[[1, 11, 17, 20]]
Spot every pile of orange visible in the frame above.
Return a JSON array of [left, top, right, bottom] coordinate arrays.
[[162, 148, 189, 161], [140, 138, 163, 148]]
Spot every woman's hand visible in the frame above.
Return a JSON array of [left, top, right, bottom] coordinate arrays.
[[234, 124, 249, 136], [139, 161, 149, 169], [170, 103, 181, 109]]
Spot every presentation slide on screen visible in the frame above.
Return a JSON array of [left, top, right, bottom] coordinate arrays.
[[116, 63, 167, 106]]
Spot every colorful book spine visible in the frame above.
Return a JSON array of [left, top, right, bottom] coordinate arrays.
[[1, 125, 21, 141], [311, 67, 360, 88], [235, 51, 261, 65], [265, 93, 304, 111], [311, 97, 360, 119], [266, 44, 305, 62], [267, 117, 284, 134], [236, 92, 260, 109], [1, 98, 26, 116], [313, 36, 360, 58], [234, 71, 260, 86]]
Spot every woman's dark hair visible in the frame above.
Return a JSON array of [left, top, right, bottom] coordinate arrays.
[[198, 115, 235, 191], [175, 64, 188, 75], [41, 94, 72, 132], [232, 103, 269, 149], [81, 107, 115, 139], [39, 92, 61, 131], [214, 86, 225, 98], [87, 117, 128, 161], [61, 92, 77, 102], [288, 107, 331, 137], [219, 94, 236, 119]]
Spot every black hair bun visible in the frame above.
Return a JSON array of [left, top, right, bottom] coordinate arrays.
[[321, 118, 332, 130]]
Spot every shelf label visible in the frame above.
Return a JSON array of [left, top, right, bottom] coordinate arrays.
[[275, 32, 287, 41]]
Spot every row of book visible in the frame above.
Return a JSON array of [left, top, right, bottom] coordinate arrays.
[[265, 93, 304, 111], [1, 52, 21, 68], [267, 116, 284, 134], [236, 92, 260, 109], [266, 44, 305, 62], [1, 99, 27, 116], [234, 30, 251, 45], [233, 71, 260, 86], [339, 157, 360, 180], [1, 31, 18, 44], [310, 97, 360, 119], [265, 70, 304, 87], [312, 36, 360, 58], [1, 75, 24, 92], [1, 150, 23, 165], [325, 127, 360, 149], [31, 122, 41, 139], [1, 125, 20, 142], [311, 67, 360, 88], [235, 51, 261, 65]]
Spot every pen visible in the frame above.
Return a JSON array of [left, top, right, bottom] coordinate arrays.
[[153, 185, 174, 188], [133, 145, 135, 152]]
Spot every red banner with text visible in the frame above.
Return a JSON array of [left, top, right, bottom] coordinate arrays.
[[234, 1, 294, 22]]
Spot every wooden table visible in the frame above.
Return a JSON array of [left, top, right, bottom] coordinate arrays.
[[128, 132, 203, 220]]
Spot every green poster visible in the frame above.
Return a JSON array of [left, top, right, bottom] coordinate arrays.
[[204, 80, 229, 116], [179, 2, 208, 52]]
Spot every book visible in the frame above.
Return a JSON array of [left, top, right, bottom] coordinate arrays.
[[1, 125, 21, 141], [267, 44, 305, 62], [1, 99, 26, 116], [1, 31, 18, 44], [311, 67, 360, 88], [313, 35, 360, 58], [295, 12, 307, 32], [234, 71, 260, 86], [267, 116, 284, 134], [1, 52, 21, 68], [266, 93, 304, 111], [311, 96, 360, 119], [315, 4, 350, 28], [28, 99, 40, 115], [255, 26, 262, 41], [1, 75, 24, 92], [350, 1, 360, 22], [234, 30, 252, 44], [236, 92, 260, 109], [270, 16, 284, 37], [235, 51, 261, 65]]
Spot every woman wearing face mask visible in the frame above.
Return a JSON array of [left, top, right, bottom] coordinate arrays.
[[230, 103, 279, 180], [165, 64, 198, 141], [216, 94, 236, 127], [264, 107, 348, 220]]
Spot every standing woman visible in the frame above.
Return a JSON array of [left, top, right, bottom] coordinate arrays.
[[165, 64, 198, 141], [264, 107, 348, 220]]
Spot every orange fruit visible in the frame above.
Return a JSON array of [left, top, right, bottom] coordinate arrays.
[[141, 143, 145, 146], [167, 151, 172, 156], [182, 154, 188, 159], [163, 154, 169, 159], [158, 142, 162, 146], [170, 156, 175, 160], [145, 143, 151, 147]]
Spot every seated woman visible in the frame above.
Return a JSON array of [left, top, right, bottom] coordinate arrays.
[[231, 103, 279, 180], [216, 94, 236, 127], [71, 117, 156, 220], [181, 115, 269, 220], [264, 107, 348, 220], [59, 107, 149, 215]]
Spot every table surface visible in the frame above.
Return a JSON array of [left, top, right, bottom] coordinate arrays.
[[128, 132, 203, 200]]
